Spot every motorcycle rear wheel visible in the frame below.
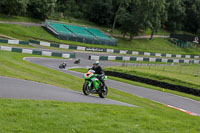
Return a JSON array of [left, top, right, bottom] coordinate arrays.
[[99, 86, 108, 98]]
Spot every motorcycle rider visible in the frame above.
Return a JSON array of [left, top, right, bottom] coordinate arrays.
[[59, 62, 67, 69], [91, 61, 106, 89]]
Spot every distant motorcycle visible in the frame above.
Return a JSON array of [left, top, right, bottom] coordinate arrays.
[[59, 62, 67, 69], [83, 70, 108, 98], [74, 59, 80, 64]]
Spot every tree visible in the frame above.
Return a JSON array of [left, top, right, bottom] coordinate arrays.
[[165, 0, 185, 31], [27, 0, 56, 20], [118, 0, 167, 40], [0, 0, 28, 16], [118, 12, 132, 39], [183, 0, 200, 34], [146, 0, 167, 40], [88, 0, 113, 26], [118, 0, 149, 40], [111, 0, 131, 34], [56, 0, 70, 12]]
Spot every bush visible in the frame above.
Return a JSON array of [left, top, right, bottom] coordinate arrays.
[[0, 0, 28, 16]]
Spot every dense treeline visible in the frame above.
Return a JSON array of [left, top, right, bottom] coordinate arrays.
[[0, 0, 200, 39]]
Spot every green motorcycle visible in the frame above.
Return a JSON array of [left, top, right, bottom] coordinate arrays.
[[83, 70, 108, 98]]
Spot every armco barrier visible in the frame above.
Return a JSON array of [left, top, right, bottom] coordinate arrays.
[[89, 55, 200, 64], [105, 71, 200, 96], [109, 49, 200, 59], [0, 39, 29, 45], [29, 39, 106, 52], [29, 39, 200, 59], [0, 46, 76, 58], [29, 39, 79, 50]]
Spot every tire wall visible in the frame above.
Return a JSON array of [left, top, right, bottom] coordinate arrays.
[[105, 71, 200, 96]]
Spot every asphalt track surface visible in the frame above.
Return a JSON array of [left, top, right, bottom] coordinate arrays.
[[0, 76, 136, 107], [24, 55, 200, 116]]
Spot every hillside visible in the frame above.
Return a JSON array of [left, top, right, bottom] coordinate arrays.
[[0, 15, 200, 55]]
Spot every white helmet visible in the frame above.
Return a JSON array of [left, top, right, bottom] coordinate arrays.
[[93, 60, 99, 66]]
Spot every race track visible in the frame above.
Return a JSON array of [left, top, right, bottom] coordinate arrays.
[[24, 55, 200, 116], [0, 49, 200, 115]]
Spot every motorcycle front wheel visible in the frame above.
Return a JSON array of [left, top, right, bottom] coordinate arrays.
[[83, 82, 90, 96]]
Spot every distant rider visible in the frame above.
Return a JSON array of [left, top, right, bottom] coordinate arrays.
[[91, 61, 105, 88], [59, 62, 67, 69]]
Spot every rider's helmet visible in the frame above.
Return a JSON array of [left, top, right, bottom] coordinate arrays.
[[93, 60, 99, 68]]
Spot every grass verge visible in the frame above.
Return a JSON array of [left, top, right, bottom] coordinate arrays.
[[1, 98, 200, 133]]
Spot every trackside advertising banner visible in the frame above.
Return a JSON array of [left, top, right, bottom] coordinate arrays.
[[85, 47, 105, 52]]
